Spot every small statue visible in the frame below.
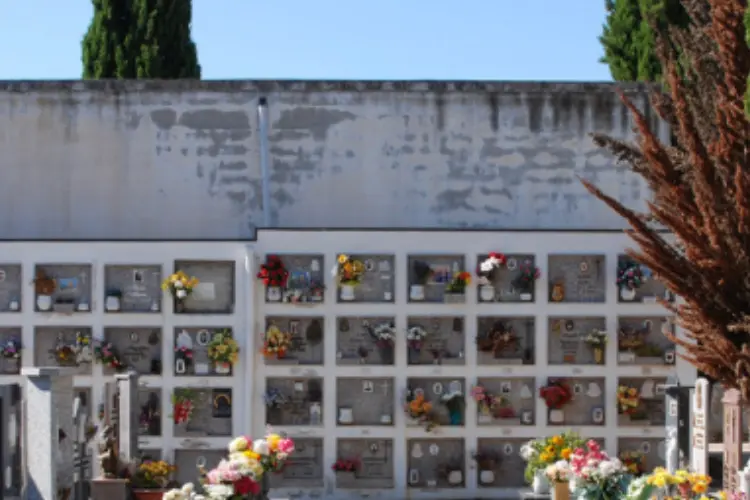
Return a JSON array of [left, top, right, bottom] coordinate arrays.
[[97, 424, 120, 478]]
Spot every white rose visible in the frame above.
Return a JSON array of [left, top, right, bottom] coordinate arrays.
[[174, 280, 184, 288], [181, 483, 195, 494], [480, 260, 495, 272], [176, 289, 187, 299], [253, 438, 270, 455]]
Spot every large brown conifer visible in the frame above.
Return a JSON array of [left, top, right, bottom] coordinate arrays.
[[583, 0, 750, 398]]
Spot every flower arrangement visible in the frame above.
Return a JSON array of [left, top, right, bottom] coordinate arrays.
[[190, 431, 295, 499], [445, 271, 471, 294], [539, 379, 573, 409], [520, 432, 584, 483], [331, 458, 359, 472], [619, 450, 646, 476], [471, 385, 499, 414], [55, 343, 77, 364], [624, 467, 713, 499], [207, 330, 240, 365], [477, 321, 518, 354], [569, 440, 631, 499], [406, 325, 427, 350], [263, 388, 287, 408], [404, 391, 437, 431], [174, 344, 193, 363], [261, 325, 292, 359], [582, 328, 608, 347], [76, 331, 92, 362], [257, 255, 289, 288], [132, 459, 175, 489], [513, 260, 541, 291], [335, 254, 365, 287], [0, 337, 21, 359], [477, 252, 506, 284], [33, 269, 56, 295], [162, 271, 199, 302], [172, 389, 196, 425], [94, 340, 125, 371], [545, 460, 572, 483], [617, 262, 645, 290], [371, 322, 396, 348], [617, 385, 641, 415], [441, 388, 465, 425]]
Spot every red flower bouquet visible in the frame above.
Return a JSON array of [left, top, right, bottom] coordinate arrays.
[[331, 458, 360, 472], [539, 379, 573, 409], [257, 255, 289, 288]]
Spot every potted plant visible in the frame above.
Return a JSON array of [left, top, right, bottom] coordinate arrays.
[[470, 384, 498, 423], [334, 254, 365, 301], [539, 379, 573, 423], [473, 450, 499, 485], [617, 260, 645, 301], [94, 340, 125, 372], [161, 271, 199, 312], [131, 459, 176, 500], [440, 388, 465, 425], [521, 432, 584, 495], [569, 440, 631, 499], [171, 389, 195, 426], [0, 337, 21, 372], [477, 252, 505, 301], [369, 322, 395, 364], [331, 458, 359, 484], [404, 390, 437, 431], [257, 255, 289, 302], [104, 288, 123, 312], [261, 325, 292, 360], [544, 460, 572, 500], [406, 325, 427, 364], [207, 329, 240, 374], [444, 271, 471, 303], [512, 260, 541, 300], [582, 328, 608, 364], [410, 260, 433, 301], [34, 269, 56, 311]]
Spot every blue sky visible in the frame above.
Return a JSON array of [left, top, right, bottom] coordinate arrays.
[[0, 1, 612, 81]]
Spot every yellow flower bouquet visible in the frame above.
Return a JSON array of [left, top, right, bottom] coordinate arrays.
[[207, 329, 240, 373], [161, 271, 199, 303], [335, 254, 365, 286], [521, 432, 584, 484], [624, 467, 711, 499]]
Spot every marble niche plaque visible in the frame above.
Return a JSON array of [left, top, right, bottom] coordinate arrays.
[[546, 377, 606, 426], [476, 254, 537, 303], [548, 255, 606, 303], [336, 316, 395, 366], [406, 378, 466, 426], [174, 449, 225, 487], [476, 317, 535, 365], [138, 389, 162, 437], [268, 438, 324, 489], [104, 265, 162, 313], [548, 317, 606, 365], [336, 439, 395, 489], [618, 438, 670, 473], [476, 438, 527, 488], [617, 377, 667, 427], [139, 449, 163, 461], [336, 378, 395, 426], [617, 255, 673, 303], [103, 328, 162, 375], [173, 260, 235, 314], [336, 254, 395, 304], [265, 377, 324, 426], [267, 254, 325, 304], [34, 327, 93, 376], [264, 317, 324, 365], [0, 328, 22, 374], [407, 438, 465, 489], [617, 317, 675, 366], [475, 377, 536, 426], [173, 388, 233, 437], [34, 264, 92, 313], [406, 316, 465, 365], [0, 265, 22, 312], [407, 254, 465, 303], [173, 327, 234, 376]]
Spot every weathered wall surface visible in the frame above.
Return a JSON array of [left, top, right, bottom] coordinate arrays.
[[0, 81, 663, 239]]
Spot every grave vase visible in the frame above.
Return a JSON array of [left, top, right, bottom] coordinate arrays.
[[340, 285, 356, 301], [338, 407, 354, 424], [479, 470, 495, 485], [479, 285, 495, 302], [335, 471, 356, 487], [409, 284, 425, 301], [552, 481, 571, 500], [105, 295, 121, 312], [36, 294, 52, 311], [214, 361, 231, 374], [174, 299, 186, 313], [407, 347, 421, 365], [532, 470, 550, 494], [378, 345, 394, 364], [266, 286, 282, 302], [619, 286, 637, 301], [447, 470, 463, 485], [593, 347, 604, 364]]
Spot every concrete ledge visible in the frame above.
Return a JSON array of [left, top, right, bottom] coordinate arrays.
[[21, 366, 77, 377]]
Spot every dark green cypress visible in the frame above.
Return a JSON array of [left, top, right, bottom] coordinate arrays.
[[82, 0, 200, 79]]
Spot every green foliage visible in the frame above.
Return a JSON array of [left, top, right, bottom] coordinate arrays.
[[599, 0, 689, 82], [82, 0, 200, 79]]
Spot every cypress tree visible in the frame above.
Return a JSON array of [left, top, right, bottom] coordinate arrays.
[[82, 0, 200, 79]]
